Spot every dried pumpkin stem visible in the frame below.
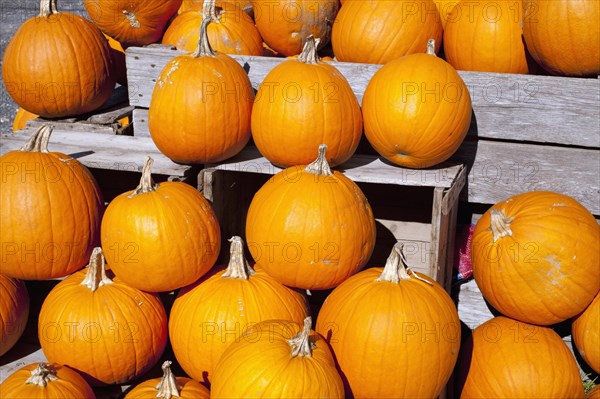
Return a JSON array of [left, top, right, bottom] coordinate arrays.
[[155, 361, 181, 399], [222, 236, 256, 279], [376, 243, 433, 285], [297, 35, 321, 64], [131, 157, 158, 196], [489, 209, 513, 242], [202, 0, 220, 22], [25, 363, 58, 387], [305, 144, 333, 176], [192, 16, 216, 57], [288, 317, 315, 357], [122, 10, 141, 29], [21, 125, 52, 153], [39, 0, 59, 17], [80, 247, 113, 292], [426, 38, 436, 56]]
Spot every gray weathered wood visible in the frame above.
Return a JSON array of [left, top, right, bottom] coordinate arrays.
[[87, 105, 135, 125], [132, 108, 151, 137], [126, 46, 600, 148]]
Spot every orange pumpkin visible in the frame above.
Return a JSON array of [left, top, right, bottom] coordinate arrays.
[[246, 145, 376, 290], [332, 0, 442, 64], [125, 360, 209, 398], [2, 0, 114, 118], [588, 385, 600, 399], [252, 0, 338, 56], [12, 108, 37, 132], [104, 34, 127, 86], [522, 0, 600, 77], [169, 236, 309, 383], [0, 275, 29, 357], [471, 191, 600, 326], [434, 0, 460, 27], [252, 36, 362, 168], [149, 17, 253, 164], [459, 316, 584, 398], [444, 0, 528, 73], [38, 248, 168, 386], [316, 244, 461, 398], [164, 0, 263, 55], [362, 39, 472, 168], [84, 0, 182, 48], [211, 317, 344, 398], [0, 363, 95, 399], [0, 125, 104, 280], [180, 0, 253, 14], [573, 291, 600, 373]]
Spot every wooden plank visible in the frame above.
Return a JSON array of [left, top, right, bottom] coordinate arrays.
[[126, 47, 600, 148], [132, 108, 150, 137]]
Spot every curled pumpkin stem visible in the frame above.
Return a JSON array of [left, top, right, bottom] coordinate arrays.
[[192, 15, 216, 57], [297, 35, 321, 64], [25, 363, 58, 387], [131, 156, 158, 196], [155, 361, 182, 399], [489, 209, 513, 242], [21, 125, 52, 153], [221, 236, 256, 279], [377, 243, 433, 285], [39, 0, 59, 17], [80, 248, 114, 292], [305, 144, 333, 176], [426, 38, 436, 56], [288, 317, 315, 357]]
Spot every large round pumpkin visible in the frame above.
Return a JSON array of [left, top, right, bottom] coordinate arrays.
[[459, 316, 584, 398], [444, 0, 528, 73], [84, 0, 182, 48], [522, 0, 600, 76], [332, 0, 442, 64], [163, 0, 263, 55], [12, 108, 37, 132], [0, 125, 104, 280], [246, 145, 376, 290], [0, 363, 95, 399], [125, 361, 209, 399], [2, 0, 114, 118], [316, 244, 461, 398], [169, 236, 309, 383], [573, 291, 600, 373], [0, 275, 29, 357], [252, 36, 362, 168], [101, 157, 220, 293], [211, 317, 344, 398], [38, 248, 168, 386], [362, 39, 472, 168], [149, 16, 253, 164], [471, 191, 600, 326]]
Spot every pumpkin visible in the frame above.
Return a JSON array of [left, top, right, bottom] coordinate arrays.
[[180, 0, 253, 14], [434, 0, 460, 27], [573, 290, 600, 373], [316, 243, 460, 398], [0, 363, 95, 399], [0, 275, 29, 357], [522, 0, 600, 77], [251, 36, 362, 168], [12, 108, 37, 132], [125, 360, 209, 399], [251, 0, 338, 56], [101, 157, 220, 293], [471, 191, 600, 326], [246, 145, 376, 290], [83, 0, 182, 49], [443, 0, 528, 73], [104, 34, 127, 86], [149, 16, 253, 164], [2, 0, 114, 118], [0, 125, 104, 280], [459, 316, 584, 398], [211, 317, 344, 398], [362, 39, 472, 168], [588, 385, 600, 399], [169, 236, 309, 383], [163, 0, 263, 55], [332, 0, 442, 64], [38, 248, 168, 386]]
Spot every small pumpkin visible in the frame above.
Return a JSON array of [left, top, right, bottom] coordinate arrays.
[[471, 191, 600, 326], [573, 290, 600, 373], [252, 36, 362, 168], [362, 39, 472, 168], [0, 125, 104, 280], [169, 236, 309, 383], [12, 108, 37, 132], [104, 34, 127, 86], [211, 317, 344, 398], [316, 243, 461, 398], [101, 157, 220, 293], [2, 0, 114, 118], [246, 145, 376, 290], [38, 248, 168, 386], [149, 16, 253, 164], [0, 363, 95, 399], [0, 275, 29, 357], [125, 360, 209, 399]]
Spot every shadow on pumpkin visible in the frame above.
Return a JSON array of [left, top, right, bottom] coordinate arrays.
[[453, 320, 474, 398]]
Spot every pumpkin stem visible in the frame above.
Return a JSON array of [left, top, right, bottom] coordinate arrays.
[[80, 247, 113, 292], [288, 317, 315, 358], [202, 0, 220, 22], [155, 361, 182, 399], [426, 39, 436, 56], [20, 125, 52, 153], [192, 15, 216, 57], [376, 243, 433, 285], [39, 0, 59, 17], [123, 10, 141, 28], [489, 209, 513, 242], [297, 35, 321, 64], [130, 157, 158, 196], [305, 144, 333, 176], [25, 363, 58, 387], [221, 236, 256, 279]]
